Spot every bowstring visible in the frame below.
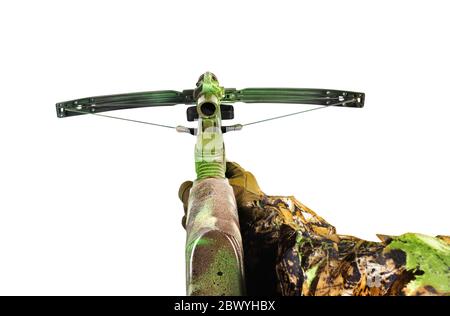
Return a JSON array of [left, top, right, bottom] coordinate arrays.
[[242, 106, 328, 127], [63, 108, 176, 129], [242, 98, 356, 127], [63, 98, 356, 130]]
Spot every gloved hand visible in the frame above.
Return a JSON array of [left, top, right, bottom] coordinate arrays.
[[178, 161, 263, 229]]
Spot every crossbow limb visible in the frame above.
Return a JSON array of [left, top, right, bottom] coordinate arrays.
[[55, 75, 364, 122]]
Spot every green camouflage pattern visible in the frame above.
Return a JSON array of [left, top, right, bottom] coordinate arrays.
[[181, 178, 245, 296], [194, 72, 226, 179]]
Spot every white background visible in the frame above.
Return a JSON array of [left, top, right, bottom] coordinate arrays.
[[0, 1, 449, 295]]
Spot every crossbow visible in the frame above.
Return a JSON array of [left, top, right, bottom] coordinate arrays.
[[56, 72, 365, 295]]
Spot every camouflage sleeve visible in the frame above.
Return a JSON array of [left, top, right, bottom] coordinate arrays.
[[225, 162, 450, 296], [179, 162, 450, 296]]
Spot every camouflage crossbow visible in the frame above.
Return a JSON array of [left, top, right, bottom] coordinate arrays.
[[55, 72, 365, 295]]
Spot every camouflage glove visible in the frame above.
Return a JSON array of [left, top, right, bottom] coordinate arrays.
[[178, 161, 263, 229]]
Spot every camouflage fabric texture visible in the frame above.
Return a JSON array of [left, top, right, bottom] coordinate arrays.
[[179, 162, 450, 296]]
